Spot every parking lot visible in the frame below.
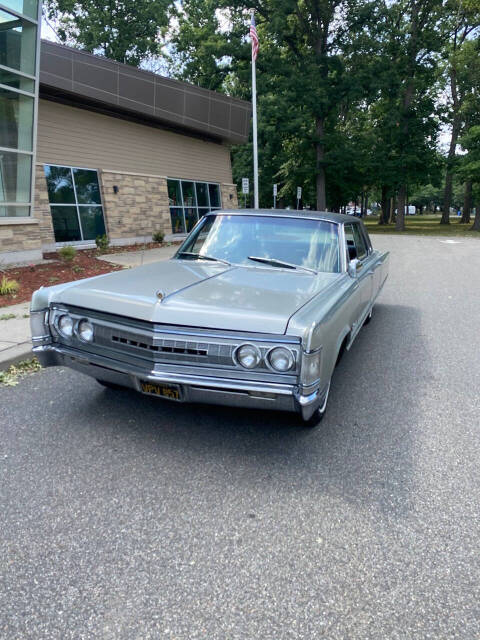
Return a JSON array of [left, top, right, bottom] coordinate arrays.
[[1, 235, 479, 639]]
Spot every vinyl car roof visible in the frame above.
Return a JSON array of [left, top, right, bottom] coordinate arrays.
[[207, 209, 358, 224]]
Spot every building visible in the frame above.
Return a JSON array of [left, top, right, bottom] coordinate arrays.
[[0, 0, 42, 250], [1, 39, 251, 263]]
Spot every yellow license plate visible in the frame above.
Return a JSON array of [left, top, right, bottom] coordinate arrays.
[[140, 381, 181, 401]]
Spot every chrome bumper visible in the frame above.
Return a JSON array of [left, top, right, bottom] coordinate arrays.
[[33, 344, 326, 420]]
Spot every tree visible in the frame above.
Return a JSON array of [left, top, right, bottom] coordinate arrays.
[[44, 0, 170, 66], [458, 125, 480, 230], [440, 1, 480, 224]]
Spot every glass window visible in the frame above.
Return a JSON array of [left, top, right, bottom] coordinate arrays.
[[73, 168, 101, 204], [0, 149, 31, 203], [195, 182, 209, 207], [2, 0, 38, 20], [0, 203, 29, 216], [79, 205, 106, 240], [208, 183, 220, 208], [45, 165, 75, 204], [0, 9, 37, 76], [0, 86, 34, 150], [176, 214, 340, 273], [184, 207, 198, 232], [0, 68, 34, 92], [169, 207, 185, 234], [352, 224, 367, 259], [168, 179, 182, 207], [50, 205, 81, 243], [44, 165, 106, 243], [181, 181, 196, 207], [167, 178, 221, 234]]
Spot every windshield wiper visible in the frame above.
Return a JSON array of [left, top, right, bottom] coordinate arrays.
[[177, 251, 231, 265], [247, 256, 317, 274]]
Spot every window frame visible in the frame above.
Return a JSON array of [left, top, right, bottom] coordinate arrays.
[[167, 178, 222, 234], [44, 163, 106, 244]]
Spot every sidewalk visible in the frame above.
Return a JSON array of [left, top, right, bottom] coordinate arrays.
[[0, 245, 178, 370]]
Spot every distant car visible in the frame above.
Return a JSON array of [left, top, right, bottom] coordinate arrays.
[[31, 210, 389, 427]]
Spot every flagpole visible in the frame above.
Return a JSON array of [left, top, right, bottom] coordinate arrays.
[[251, 11, 259, 209]]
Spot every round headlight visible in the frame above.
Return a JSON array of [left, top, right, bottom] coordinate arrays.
[[57, 314, 73, 338], [267, 347, 295, 372], [235, 343, 261, 369], [77, 318, 94, 343]]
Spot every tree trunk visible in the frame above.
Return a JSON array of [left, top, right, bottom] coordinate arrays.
[[461, 181, 472, 223], [389, 196, 396, 224], [419, 204, 423, 215], [315, 117, 326, 210], [441, 108, 461, 225], [380, 185, 389, 224], [396, 185, 406, 230], [471, 203, 480, 231]]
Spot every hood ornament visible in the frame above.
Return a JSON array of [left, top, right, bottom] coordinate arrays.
[[156, 290, 166, 301]]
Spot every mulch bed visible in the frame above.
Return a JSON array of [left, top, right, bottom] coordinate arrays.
[[0, 242, 174, 308]]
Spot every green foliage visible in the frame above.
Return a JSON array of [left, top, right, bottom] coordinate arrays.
[[44, 0, 170, 66], [58, 245, 76, 261], [152, 231, 165, 243], [95, 234, 110, 252], [71, 265, 85, 274], [0, 359, 42, 387], [0, 313, 16, 320], [0, 276, 19, 296]]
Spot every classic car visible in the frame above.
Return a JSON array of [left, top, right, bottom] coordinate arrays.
[[30, 210, 389, 427]]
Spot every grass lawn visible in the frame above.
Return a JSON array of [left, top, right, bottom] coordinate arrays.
[[364, 214, 479, 237]]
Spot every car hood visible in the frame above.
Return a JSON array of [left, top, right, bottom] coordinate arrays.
[[51, 260, 341, 334]]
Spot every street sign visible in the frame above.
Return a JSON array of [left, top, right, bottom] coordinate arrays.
[[297, 186, 302, 200], [242, 178, 249, 194], [273, 183, 277, 196]]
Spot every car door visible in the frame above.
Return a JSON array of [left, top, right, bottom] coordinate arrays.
[[344, 223, 373, 331]]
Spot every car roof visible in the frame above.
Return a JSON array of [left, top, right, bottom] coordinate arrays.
[[207, 208, 358, 224]]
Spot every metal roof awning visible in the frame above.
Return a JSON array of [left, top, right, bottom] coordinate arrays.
[[39, 40, 252, 145]]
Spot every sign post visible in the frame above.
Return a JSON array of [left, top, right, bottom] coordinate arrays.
[[242, 177, 249, 208], [273, 183, 277, 209], [296, 186, 302, 210]]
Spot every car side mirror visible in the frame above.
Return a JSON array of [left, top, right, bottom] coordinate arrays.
[[348, 258, 363, 278]]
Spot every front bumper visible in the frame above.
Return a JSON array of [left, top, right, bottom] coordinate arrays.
[[33, 344, 327, 420]]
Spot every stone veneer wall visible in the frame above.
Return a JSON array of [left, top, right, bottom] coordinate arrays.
[[101, 171, 171, 244], [0, 219, 42, 263], [34, 164, 56, 248], [220, 183, 238, 209]]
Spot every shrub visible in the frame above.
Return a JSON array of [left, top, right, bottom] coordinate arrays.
[[0, 275, 19, 296], [58, 245, 76, 261], [152, 230, 165, 243], [72, 265, 84, 274], [95, 234, 110, 252]]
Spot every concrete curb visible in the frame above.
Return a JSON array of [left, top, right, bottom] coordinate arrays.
[[0, 342, 33, 371]]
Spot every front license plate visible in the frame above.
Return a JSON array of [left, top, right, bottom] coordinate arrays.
[[139, 381, 181, 401]]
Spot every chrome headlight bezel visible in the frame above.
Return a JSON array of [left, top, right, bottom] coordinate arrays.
[[233, 343, 262, 369], [266, 346, 295, 372], [56, 313, 74, 339]]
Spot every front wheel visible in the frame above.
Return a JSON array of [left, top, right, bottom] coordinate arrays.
[[300, 382, 330, 428], [364, 306, 373, 325]]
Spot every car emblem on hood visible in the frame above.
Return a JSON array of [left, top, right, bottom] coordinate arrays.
[[156, 290, 165, 301]]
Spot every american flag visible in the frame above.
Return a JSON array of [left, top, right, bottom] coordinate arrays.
[[250, 14, 259, 61]]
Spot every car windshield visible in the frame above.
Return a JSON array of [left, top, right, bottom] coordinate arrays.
[[175, 215, 340, 273]]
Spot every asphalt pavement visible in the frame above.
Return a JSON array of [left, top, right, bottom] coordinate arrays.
[[1, 235, 479, 639]]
